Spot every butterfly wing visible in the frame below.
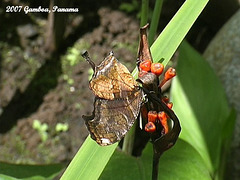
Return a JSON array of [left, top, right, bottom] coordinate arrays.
[[83, 89, 143, 146], [82, 51, 143, 145], [89, 52, 139, 100]]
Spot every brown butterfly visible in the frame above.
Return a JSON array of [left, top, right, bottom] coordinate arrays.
[[82, 51, 143, 146]]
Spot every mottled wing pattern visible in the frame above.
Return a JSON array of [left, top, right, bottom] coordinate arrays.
[[84, 89, 143, 146], [82, 51, 143, 146], [90, 53, 138, 100]]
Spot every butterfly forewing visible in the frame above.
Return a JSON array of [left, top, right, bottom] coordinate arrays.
[[89, 53, 138, 100]]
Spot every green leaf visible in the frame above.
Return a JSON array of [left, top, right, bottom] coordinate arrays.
[[217, 109, 236, 179], [60, 136, 118, 180], [171, 41, 231, 175], [0, 162, 63, 180], [100, 140, 211, 180], [151, 0, 209, 66]]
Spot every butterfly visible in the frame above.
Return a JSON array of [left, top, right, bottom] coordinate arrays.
[[82, 51, 143, 146]]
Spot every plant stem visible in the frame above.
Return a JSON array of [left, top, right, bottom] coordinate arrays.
[[152, 151, 162, 180], [149, 0, 163, 46], [122, 122, 137, 155], [140, 0, 149, 26], [122, 0, 149, 155]]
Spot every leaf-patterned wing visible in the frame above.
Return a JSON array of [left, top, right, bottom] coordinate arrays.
[[83, 90, 143, 146], [90, 52, 139, 100]]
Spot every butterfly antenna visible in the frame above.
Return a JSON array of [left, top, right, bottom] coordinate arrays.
[[82, 51, 96, 70]]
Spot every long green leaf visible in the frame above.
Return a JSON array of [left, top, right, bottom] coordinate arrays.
[[61, 0, 209, 179], [60, 136, 118, 180], [151, 0, 209, 66], [171, 41, 231, 175]]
